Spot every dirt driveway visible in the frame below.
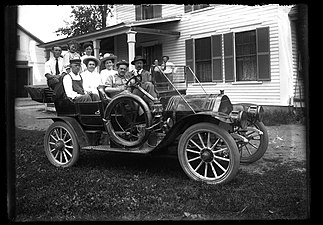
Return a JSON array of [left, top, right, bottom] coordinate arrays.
[[15, 102, 307, 174]]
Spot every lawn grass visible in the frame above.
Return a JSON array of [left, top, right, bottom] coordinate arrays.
[[14, 128, 308, 221]]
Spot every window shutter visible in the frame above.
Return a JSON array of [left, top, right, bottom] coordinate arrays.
[[135, 5, 142, 20], [185, 39, 194, 83], [211, 34, 223, 82], [257, 27, 270, 81], [153, 5, 162, 18], [224, 32, 234, 82]]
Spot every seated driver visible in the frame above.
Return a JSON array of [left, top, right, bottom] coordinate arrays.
[[130, 56, 158, 107], [101, 59, 131, 98]]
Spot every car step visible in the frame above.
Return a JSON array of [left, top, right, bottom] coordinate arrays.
[[82, 145, 153, 154]]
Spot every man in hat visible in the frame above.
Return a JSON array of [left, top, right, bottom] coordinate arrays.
[[81, 56, 101, 101], [102, 59, 131, 98], [130, 56, 158, 105], [62, 58, 92, 102], [44, 45, 65, 90]]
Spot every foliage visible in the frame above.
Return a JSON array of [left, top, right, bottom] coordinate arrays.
[[55, 5, 114, 37], [262, 108, 306, 126], [14, 128, 308, 221]]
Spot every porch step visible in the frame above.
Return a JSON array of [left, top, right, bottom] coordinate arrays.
[[82, 145, 153, 154]]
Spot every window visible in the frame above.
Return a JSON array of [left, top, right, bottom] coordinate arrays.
[[135, 4, 162, 20], [195, 37, 211, 82], [184, 4, 210, 13], [185, 27, 270, 83], [235, 30, 257, 81]]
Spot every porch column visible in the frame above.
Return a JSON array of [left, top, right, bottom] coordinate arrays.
[[126, 31, 137, 71], [92, 39, 101, 59], [92, 39, 101, 72]]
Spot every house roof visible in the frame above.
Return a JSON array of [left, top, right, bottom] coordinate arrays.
[[17, 24, 44, 44], [37, 15, 182, 49]]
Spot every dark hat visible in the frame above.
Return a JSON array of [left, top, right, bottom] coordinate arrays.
[[83, 56, 100, 67], [162, 55, 169, 60], [131, 55, 147, 65], [83, 42, 93, 50], [116, 60, 129, 67], [101, 53, 117, 63], [70, 58, 81, 64]]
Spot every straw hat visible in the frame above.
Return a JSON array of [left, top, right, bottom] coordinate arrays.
[[100, 53, 117, 64], [83, 56, 100, 67]]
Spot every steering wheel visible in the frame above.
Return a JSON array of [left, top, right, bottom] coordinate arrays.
[[125, 74, 141, 87]]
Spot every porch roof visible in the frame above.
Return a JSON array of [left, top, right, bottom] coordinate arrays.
[[38, 15, 182, 49]]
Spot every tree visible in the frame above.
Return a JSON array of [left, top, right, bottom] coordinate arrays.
[[55, 5, 114, 37]]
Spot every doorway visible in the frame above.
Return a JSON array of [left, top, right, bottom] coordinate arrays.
[[136, 44, 162, 71], [15, 67, 31, 97]]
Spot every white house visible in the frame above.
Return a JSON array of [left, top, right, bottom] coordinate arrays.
[[16, 24, 47, 97], [38, 4, 306, 108]]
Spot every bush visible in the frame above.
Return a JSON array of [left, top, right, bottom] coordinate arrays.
[[262, 108, 306, 126]]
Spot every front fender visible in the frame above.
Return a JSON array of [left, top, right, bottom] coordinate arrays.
[[155, 113, 233, 150], [38, 116, 89, 147]]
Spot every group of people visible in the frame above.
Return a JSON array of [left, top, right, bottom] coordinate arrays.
[[44, 41, 164, 105]]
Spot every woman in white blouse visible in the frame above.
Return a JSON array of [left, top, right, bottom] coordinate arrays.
[[100, 53, 118, 85], [81, 56, 101, 101]]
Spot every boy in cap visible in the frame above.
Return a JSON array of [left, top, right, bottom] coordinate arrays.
[[62, 58, 92, 102]]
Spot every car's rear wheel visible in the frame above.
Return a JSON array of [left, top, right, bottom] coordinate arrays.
[[178, 122, 240, 184], [237, 121, 268, 164], [44, 121, 80, 167]]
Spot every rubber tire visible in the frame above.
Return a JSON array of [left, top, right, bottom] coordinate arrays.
[[240, 121, 268, 164], [178, 122, 240, 184], [104, 95, 152, 147], [44, 121, 80, 167]]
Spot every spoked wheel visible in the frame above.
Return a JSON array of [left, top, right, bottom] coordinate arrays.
[[178, 123, 240, 184], [237, 121, 268, 164], [44, 121, 80, 167], [104, 94, 152, 147]]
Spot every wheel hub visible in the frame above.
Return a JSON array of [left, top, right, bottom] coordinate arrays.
[[200, 149, 213, 163], [55, 140, 65, 152]]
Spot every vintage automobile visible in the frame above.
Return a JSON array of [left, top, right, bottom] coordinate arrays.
[[25, 66, 268, 184]]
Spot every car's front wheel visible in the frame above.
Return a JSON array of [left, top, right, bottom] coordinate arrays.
[[44, 121, 80, 167], [178, 122, 240, 184]]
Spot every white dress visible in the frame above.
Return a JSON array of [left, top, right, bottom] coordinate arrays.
[[81, 70, 102, 95], [100, 69, 118, 85]]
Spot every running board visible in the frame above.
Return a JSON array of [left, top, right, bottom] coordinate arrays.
[[82, 145, 153, 154]]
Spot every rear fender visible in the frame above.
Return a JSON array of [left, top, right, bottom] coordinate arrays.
[[38, 116, 89, 147]]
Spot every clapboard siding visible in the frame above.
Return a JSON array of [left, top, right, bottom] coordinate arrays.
[[116, 5, 135, 22], [114, 4, 295, 106], [161, 4, 184, 17]]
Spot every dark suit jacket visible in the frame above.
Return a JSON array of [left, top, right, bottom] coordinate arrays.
[[138, 69, 152, 83], [127, 69, 153, 84]]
